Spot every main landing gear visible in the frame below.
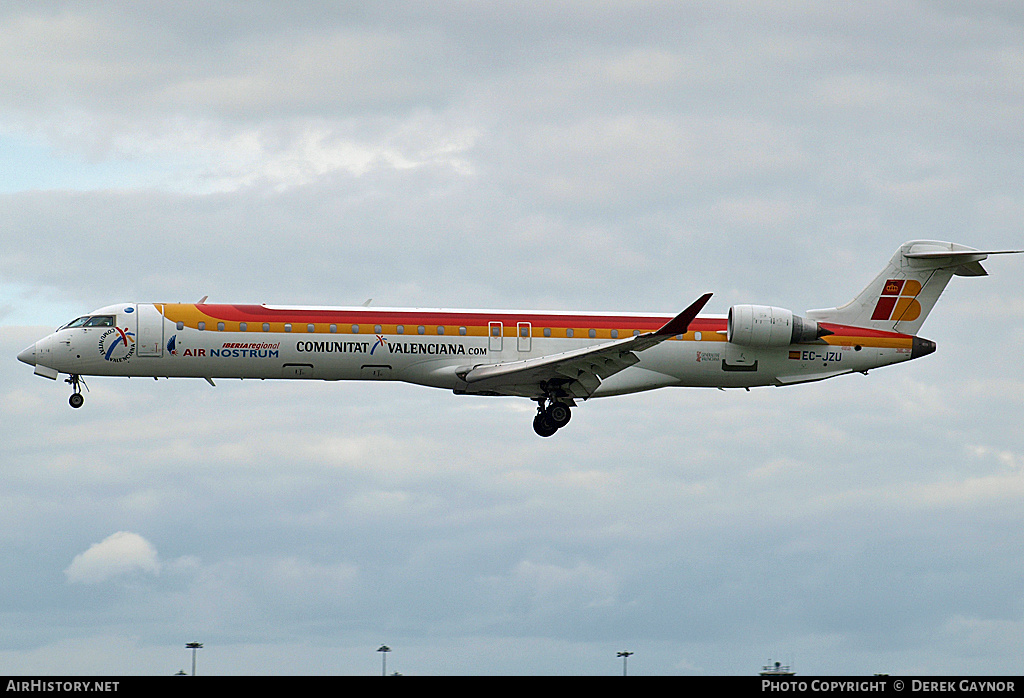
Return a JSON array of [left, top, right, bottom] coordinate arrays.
[[533, 398, 572, 437], [66, 374, 87, 408]]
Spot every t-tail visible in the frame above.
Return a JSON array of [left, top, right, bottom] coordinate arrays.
[[806, 240, 1023, 335]]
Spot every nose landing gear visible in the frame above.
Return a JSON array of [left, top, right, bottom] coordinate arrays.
[[65, 374, 88, 408], [532, 398, 573, 437]]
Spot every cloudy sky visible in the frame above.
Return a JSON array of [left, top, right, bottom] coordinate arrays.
[[1, 1, 1022, 676]]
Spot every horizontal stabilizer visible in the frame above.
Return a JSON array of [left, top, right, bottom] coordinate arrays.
[[904, 248, 1024, 259], [905, 246, 1023, 277]]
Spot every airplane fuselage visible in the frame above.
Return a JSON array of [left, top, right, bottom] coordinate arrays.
[[20, 302, 931, 398]]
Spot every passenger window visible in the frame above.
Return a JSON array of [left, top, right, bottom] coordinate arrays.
[[263, 323, 270, 332], [543, 328, 551, 337], [375, 325, 383, 334], [177, 322, 184, 331], [240, 322, 247, 332], [588, 329, 596, 338], [330, 324, 337, 333], [217, 322, 225, 331], [459, 327, 467, 336], [307, 324, 316, 333], [566, 329, 574, 338], [611, 330, 618, 339], [418, 326, 425, 335], [198, 322, 206, 331], [352, 325, 359, 334], [437, 326, 445, 335], [397, 325, 405, 334]]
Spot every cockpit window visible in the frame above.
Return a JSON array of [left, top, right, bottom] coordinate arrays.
[[62, 315, 115, 329]]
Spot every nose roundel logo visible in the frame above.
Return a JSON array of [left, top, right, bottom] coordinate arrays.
[[98, 327, 136, 362]]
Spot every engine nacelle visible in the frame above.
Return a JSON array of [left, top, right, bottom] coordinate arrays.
[[727, 305, 831, 347]]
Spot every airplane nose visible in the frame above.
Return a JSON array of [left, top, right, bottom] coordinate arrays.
[[17, 343, 37, 366]]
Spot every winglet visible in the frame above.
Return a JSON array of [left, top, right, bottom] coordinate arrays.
[[652, 293, 713, 337]]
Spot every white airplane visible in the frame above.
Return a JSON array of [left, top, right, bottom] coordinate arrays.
[[17, 240, 1021, 436]]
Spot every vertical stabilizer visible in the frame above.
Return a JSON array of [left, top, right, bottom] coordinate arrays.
[[806, 241, 1022, 334]]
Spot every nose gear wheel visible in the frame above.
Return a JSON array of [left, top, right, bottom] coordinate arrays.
[[66, 374, 88, 408]]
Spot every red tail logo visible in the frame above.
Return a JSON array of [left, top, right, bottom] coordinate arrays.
[[872, 279, 922, 322]]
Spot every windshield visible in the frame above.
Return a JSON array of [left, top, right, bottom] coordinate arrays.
[[61, 315, 115, 330]]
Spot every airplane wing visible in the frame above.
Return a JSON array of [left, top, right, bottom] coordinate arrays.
[[455, 293, 713, 400]]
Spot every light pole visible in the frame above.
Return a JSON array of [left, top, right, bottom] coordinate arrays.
[[186, 642, 203, 676], [377, 645, 391, 676], [617, 651, 633, 676]]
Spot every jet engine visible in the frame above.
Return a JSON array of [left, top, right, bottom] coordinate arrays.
[[727, 305, 832, 347]]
